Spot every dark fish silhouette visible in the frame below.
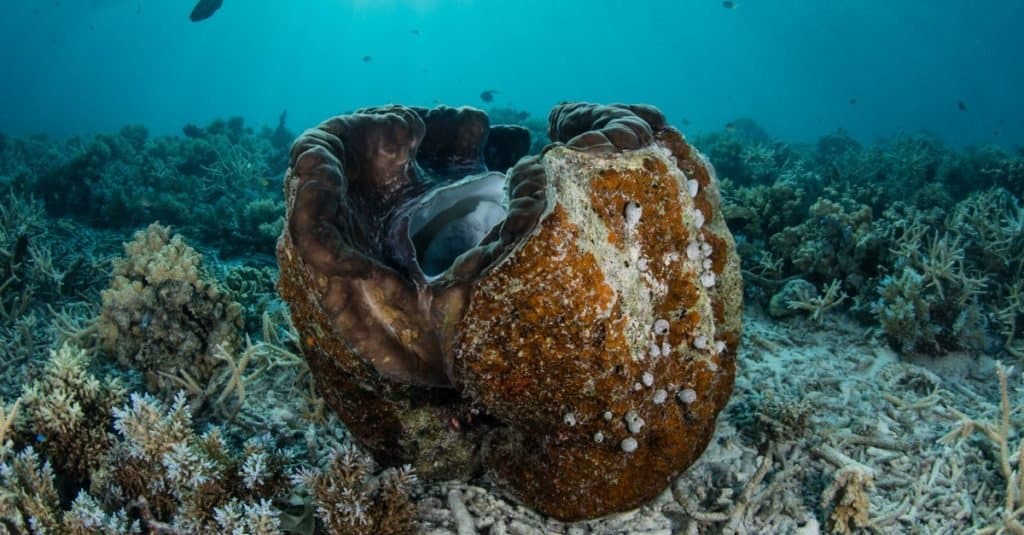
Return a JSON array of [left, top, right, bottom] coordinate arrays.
[[849, 97, 857, 105], [480, 89, 498, 103], [362, 55, 373, 63], [190, 0, 223, 22], [411, 29, 420, 35], [722, 1, 736, 8], [957, 100, 967, 111], [680, 118, 691, 126], [724, 121, 736, 131]]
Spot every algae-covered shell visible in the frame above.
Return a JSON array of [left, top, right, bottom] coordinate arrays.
[[276, 102, 741, 520]]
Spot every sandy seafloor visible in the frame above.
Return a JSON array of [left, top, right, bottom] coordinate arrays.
[[412, 309, 1021, 534]]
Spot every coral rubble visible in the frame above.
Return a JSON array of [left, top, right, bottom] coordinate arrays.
[[276, 102, 742, 519]]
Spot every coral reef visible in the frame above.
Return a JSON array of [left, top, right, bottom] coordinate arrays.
[[276, 102, 742, 520], [1, 103, 1023, 533], [18, 118, 289, 258], [97, 223, 243, 397]]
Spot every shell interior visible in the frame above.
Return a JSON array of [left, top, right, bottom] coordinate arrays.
[[408, 171, 507, 278]]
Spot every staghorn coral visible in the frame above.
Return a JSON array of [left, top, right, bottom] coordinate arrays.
[[97, 223, 243, 397], [276, 102, 742, 519]]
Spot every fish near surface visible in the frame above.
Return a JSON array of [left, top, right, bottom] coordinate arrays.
[[190, 0, 223, 22]]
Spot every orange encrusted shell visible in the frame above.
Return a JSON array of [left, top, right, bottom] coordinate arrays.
[[277, 102, 742, 520]]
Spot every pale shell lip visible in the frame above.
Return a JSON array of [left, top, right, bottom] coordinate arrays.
[[405, 171, 508, 281]]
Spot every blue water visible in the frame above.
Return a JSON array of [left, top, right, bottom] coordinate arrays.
[[0, 0, 1021, 147]]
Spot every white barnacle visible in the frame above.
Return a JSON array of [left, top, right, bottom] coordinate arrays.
[[624, 410, 645, 433], [594, 431, 605, 444], [702, 258, 713, 270], [653, 389, 668, 404], [693, 335, 708, 350], [653, 319, 670, 336], [687, 179, 699, 198], [621, 437, 638, 453], [624, 201, 643, 230], [693, 208, 705, 228], [662, 341, 672, 357], [648, 342, 662, 358], [678, 388, 698, 404], [637, 258, 649, 272], [700, 271, 716, 288], [603, 411, 614, 421], [715, 340, 727, 353], [685, 241, 701, 261], [641, 371, 654, 387], [563, 412, 577, 426]]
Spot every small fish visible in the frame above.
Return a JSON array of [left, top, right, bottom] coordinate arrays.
[[410, 29, 420, 35], [362, 55, 373, 63], [849, 97, 857, 105], [479, 89, 498, 103], [722, 1, 736, 8], [190, 0, 223, 22], [724, 122, 736, 131], [680, 118, 691, 126], [957, 100, 967, 111]]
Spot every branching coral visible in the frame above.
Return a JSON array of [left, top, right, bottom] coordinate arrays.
[[941, 362, 1024, 533], [290, 444, 418, 535], [768, 198, 874, 284], [874, 267, 938, 353], [94, 392, 287, 533], [18, 342, 126, 480], [784, 279, 848, 324], [0, 398, 17, 447], [97, 223, 243, 398]]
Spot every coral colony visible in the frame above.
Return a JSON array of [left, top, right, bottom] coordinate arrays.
[[0, 102, 1022, 533]]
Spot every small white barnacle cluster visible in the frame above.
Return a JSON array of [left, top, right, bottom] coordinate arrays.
[[624, 410, 645, 434], [692, 331, 729, 358], [686, 232, 716, 289], [648, 318, 673, 359]]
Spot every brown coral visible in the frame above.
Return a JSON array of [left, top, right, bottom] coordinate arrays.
[[276, 102, 742, 520], [98, 223, 244, 396]]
